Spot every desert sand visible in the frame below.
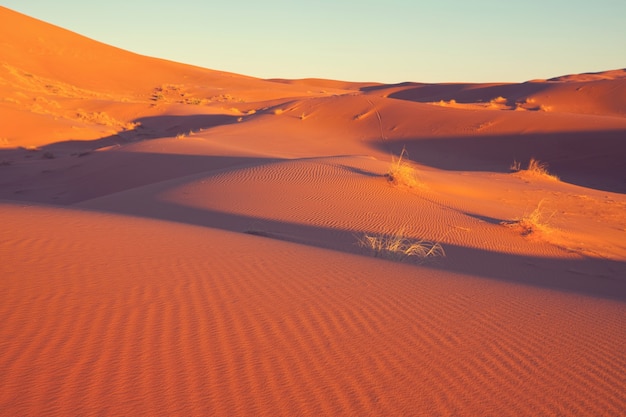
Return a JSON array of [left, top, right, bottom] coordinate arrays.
[[1, 6, 626, 416]]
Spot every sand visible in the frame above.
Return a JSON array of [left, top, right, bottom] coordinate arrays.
[[2, 6, 626, 416]]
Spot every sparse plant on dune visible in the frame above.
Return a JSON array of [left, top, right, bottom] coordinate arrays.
[[510, 160, 522, 172], [527, 157, 559, 180], [527, 158, 549, 174], [511, 157, 559, 180], [502, 199, 555, 236], [385, 147, 420, 188], [357, 228, 445, 263]]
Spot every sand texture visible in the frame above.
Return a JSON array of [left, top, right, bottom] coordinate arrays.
[[2, 6, 626, 416]]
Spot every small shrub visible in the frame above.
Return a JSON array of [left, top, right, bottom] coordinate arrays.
[[357, 228, 445, 263]]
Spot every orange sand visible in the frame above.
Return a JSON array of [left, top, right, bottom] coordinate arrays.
[[1, 6, 626, 416]]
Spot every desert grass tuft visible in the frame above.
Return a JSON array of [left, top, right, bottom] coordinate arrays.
[[511, 157, 559, 180], [502, 199, 555, 236], [385, 147, 420, 188], [525, 158, 559, 180], [357, 228, 445, 263], [527, 158, 549, 174], [509, 160, 521, 172]]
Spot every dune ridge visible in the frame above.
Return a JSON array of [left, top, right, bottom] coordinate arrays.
[[2, 6, 626, 416]]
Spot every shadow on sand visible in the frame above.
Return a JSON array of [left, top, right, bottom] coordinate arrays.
[[0, 113, 272, 204], [74, 187, 626, 303], [361, 81, 554, 105], [369, 129, 626, 194]]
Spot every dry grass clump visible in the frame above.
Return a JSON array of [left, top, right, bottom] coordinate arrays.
[[502, 199, 555, 236], [435, 99, 457, 107], [527, 158, 551, 175], [385, 147, 420, 188], [511, 157, 559, 180], [357, 228, 445, 263]]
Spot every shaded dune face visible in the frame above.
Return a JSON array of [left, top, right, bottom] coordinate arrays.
[[2, 6, 626, 417]]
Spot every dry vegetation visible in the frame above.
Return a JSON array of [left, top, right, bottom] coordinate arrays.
[[511, 157, 559, 180], [510, 160, 522, 172], [502, 199, 555, 236], [527, 158, 552, 176], [357, 228, 445, 263], [385, 147, 421, 188]]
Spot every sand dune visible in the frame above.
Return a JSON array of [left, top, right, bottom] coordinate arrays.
[[2, 6, 626, 416], [364, 72, 626, 117]]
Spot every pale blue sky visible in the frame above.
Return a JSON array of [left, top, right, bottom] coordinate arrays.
[[2, 1, 625, 83]]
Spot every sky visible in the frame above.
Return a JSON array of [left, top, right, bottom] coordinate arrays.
[[2, 0, 625, 83]]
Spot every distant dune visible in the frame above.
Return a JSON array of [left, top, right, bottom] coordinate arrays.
[[2, 6, 626, 416]]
